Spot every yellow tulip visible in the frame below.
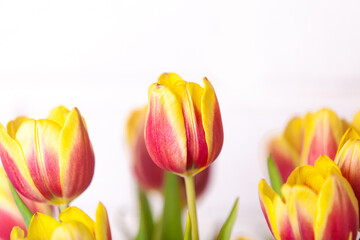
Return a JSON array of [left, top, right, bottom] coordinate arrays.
[[11, 202, 111, 240], [259, 155, 358, 240]]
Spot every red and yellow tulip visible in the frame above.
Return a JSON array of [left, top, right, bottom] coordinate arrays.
[[259, 155, 358, 240], [145, 73, 223, 176], [0, 106, 95, 206], [0, 167, 53, 240], [269, 109, 347, 182], [335, 127, 360, 221], [10, 202, 111, 240]]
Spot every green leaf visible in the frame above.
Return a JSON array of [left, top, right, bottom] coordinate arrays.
[[267, 154, 283, 196], [184, 211, 192, 240], [160, 173, 183, 240], [134, 189, 154, 240], [8, 180, 33, 228], [217, 198, 239, 240]]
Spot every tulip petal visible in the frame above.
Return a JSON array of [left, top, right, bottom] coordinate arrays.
[[48, 106, 70, 128], [268, 136, 299, 182], [273, 195, 295, 240], [258, 179, 280, 239], [15, 120, 54, 200], [50, 222, 95, 240], [10, 226, 26, 240], [145, 83, 187, 174], [313, 155, 341, 178], [281, 185, 316, 240], [287, 165, 325, 194], [95, 202, 112, 240], [59, 206, 95, 234], [59, 108, 95, 201], [7, 116, 29, 139], [315, 175, 358, 240], [302, 109, 343, 166], [352, 111, 360, 133], [0, 209, 26, 240], [0, 124, 45, 202], [201, 78, 223, 167], [284, 117, 304, 155], [336, 128, 360, 156], [27, 213, 61, 240]]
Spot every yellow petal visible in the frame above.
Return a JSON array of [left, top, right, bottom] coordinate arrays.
[[284, 116, 304, 155], [27, 213, 60, 240], [47, 106, 70, 128], [7, 116, 29, 139], [95, 202, 112, 240], [126, 106, 147, 148], [286, 165, 325, 194], [10, 226, 26, 240], [335, 128, 360, 157], [50, 222, 95, 240], [59, 207, 95, 234], [352, 111, 360, 133]]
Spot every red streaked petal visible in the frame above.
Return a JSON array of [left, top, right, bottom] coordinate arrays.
[[95, 202, 112, 240], [0, 209, 26, 240], [201, 78, 223, 167], [15, 119, 53, 200], [59, 108, 94, 201], [145, 83, 187, 174], [0, 124, 45, 202], [315, 175, 358, 240]]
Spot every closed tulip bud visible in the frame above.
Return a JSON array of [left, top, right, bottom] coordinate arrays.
[[145, 73, 223, 176], [11, 202, 111, 240], [0, 106, 95, 206], [335, 128, 360, 221], [259, 155, 358, 240], [126, 106, 164, 190], [0, 167, 53, 240]]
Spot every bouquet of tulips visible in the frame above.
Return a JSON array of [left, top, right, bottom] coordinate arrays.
[[0, 73, 239, 240]]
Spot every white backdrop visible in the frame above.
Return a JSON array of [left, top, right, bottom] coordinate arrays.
[[1, 0, 360, 239]]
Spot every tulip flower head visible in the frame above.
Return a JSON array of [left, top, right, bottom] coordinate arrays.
[[0, 167, 53, 240], [145, 73, 223, 176], [11, 202, 111, 240], [0, 106, 95, 206], [268, 108, 347, 182], [259, 155, 359, 240]]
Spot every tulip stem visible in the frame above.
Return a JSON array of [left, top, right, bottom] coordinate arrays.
[[59, 204, 69, 212], [184, 175, 199, 240]]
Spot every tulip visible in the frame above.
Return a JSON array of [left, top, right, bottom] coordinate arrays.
[[268, 109, 346, 182], [259, 155, 358, 240], [0, 167, 53, 240], [126, 105, 211, 196], [10, 202, 111, 240], [126, 106, 164, 190], [0, 106, 95, 206], [145, 73, 223, 176], [335, 127, 360, 221]]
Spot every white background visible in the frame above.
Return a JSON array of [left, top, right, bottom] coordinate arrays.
[[1, 0, 360, 239]]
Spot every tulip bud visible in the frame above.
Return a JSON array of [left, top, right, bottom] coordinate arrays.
[[0, 106, 95, 205], [0, 167, 53, 240], [145, 73, 223, 176], [11, 202, 111, 240], [126, 106, 164, 190], [259, 155, 359, 240]]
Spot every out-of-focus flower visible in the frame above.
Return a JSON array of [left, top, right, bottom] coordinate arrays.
[[0, 167, 53, 240], [335, 127, 360, 221], [259, 155, 358, 240], [268, 108, 347, 182], [145, 73, 223, 176], [0, 106, 95, 206], [126, 106, 164, 190], [11, 202, 111, 240]]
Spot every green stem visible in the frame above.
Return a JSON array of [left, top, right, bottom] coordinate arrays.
[[8, 180, 33, 228], [184, 175, 199, 240], [58, 204, 69, 212]]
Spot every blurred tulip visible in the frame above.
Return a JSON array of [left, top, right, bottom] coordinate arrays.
[[145, 73, 223, 176], [11, 202, 111, 240], [335, 127, 360, 221], [0, 106, 95, 206], [259, 155, 358, 240], [268, 108, 346, 182], [126, 106, 164, 190], [0, 167, 53, 240]]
